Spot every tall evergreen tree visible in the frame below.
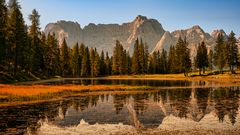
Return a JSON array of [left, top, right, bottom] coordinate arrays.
[[29, 9, 44, 72], [81, 46, 90, 77], [90, 47, 95, 77], [72, 43, 80, 77], [0, 0, 7, 65], [226, 31, 238, 73], [7, 0, 28, 75], [175, 37, 191, 76], [214, 33, 226, 73], [99, 50, 106, 76], [93, 50, 100, 77], [132, 38, 140, 74], [208, 49, 214, 73], [112, 40, 126, 75], [61, 38, 71, 77], [105, 52, 111, 75], [195, 41, 208, 75], [167, 45, 177, 73], [159, 49, 168, 74]]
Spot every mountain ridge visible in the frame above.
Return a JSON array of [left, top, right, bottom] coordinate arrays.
[[44, 15, 236, 58]]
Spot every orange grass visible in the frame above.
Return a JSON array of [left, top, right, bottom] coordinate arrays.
[[0, 84, 148, 96]]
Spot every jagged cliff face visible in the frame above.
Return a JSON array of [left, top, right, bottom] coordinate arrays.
[[44, 21, 82, 47], [211, 29, 227, 40], [44, 16, 239, 59], [44, 15, 165, 55], [151, 25, 231, 59], [171, 25, 214, 58]]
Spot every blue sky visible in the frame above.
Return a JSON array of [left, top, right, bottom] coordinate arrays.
[[18, 0, 240, 36]]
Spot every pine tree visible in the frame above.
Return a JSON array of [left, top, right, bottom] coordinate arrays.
[[72, 43, 80, 77], [167, 45, 177, 73], [144, 43, 149, 73], [132, 38, 140, 74], [93, 50, 100, 77], [175, 37, 191, 76], [0, 0, 7, 65], [208, 49, 214, 73], [105, 52, 111, 75], [7, 0, 28, 75], [214, 33, 226, 73], [195, 41, 208, 75], [112, 40, 126, 75], [90, 48, 95, 77], [226, 31, 238, 73], [61, 38, 71, 77], [29, 9, 44, 73], [149, 51, 158, 74], [126, 51, 131, 74], [99, 50, 105, 76], [81, 46, 90, 77], [159, 49, 168, 74], [139, 39, 145, 74]]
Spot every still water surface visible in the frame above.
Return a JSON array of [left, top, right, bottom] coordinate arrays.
[[0, 79, 240, 134]]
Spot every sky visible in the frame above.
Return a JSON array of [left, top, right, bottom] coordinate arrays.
[[18, 0, 240, 37]]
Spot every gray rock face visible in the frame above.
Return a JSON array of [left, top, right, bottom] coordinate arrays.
[[152, 31, 176, 53], [211, 29, 227, 40], [44, 20, 82, 47], [44, 16, 238, 60], [44, 15, 165, 55]]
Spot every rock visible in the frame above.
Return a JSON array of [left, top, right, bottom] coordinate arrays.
[[44, 16, 234, 61], [44, 15, 165, 55], [152, 31, 176, 53], [211, 29, 227, 40], [44, 20, 82, 48]]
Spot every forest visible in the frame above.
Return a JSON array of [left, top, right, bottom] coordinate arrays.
[[0, 0, 239, 82]]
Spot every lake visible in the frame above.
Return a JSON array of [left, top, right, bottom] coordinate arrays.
[[0, 79, 240, 134]]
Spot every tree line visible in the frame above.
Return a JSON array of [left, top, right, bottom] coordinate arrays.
[[0, 0, 239, 80]]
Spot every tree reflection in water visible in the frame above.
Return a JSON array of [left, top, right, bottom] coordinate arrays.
[[0, 87, 239, 134]]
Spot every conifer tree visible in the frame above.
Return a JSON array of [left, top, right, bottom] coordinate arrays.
[[214, 33, 226, 73], [90, 47, 95, 77], [144, 43, 149, 73], [208, 49, 213, 73], [7, 0, 28, 75], [167, 45, 176, 73], [159, 49, 168, 74], [81, 46, 90, 77], [93, 50, 100, 77], [72, 43, 80, 77], [61, 38, 71, 77], [105, 52, 111, 76], [175, 37, 191, 76], [131, 38, 140, 74], [0, 0, 7, 65], [99, 50, 106, 76], [29, 9, 44, 72], [226, 31, 238, 73], [112, 40, 125, 75], [195, 41, 208, 75]]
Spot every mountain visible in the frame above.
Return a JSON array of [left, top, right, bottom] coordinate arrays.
[[44, 15, 238, 59], [152, 25, 215, 58], [44, 15, 165, 55], [44, 21, 82, 48], [152, 31, 176, 53], [211, 29, 227, 39]]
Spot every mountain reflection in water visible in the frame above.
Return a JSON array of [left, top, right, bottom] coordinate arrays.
[[0, 87, 240, 134]]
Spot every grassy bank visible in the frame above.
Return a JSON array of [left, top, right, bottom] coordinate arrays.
[[106, 71, 240, 82], [0, 84, 154, 106]]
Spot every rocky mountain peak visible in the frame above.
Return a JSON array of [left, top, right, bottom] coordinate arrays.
[[211, 29, 227, 39], [135, 15, 148, 22]]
